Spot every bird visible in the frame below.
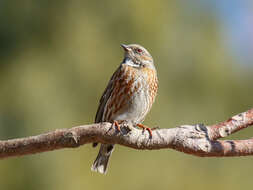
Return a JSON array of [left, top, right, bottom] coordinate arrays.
[[91, 44, 158, 174]]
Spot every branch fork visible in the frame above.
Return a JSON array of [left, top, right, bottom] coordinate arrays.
[[0, 108, 253, 159]]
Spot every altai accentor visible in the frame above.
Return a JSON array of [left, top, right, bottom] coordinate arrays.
[[91, 44, 158, 174]]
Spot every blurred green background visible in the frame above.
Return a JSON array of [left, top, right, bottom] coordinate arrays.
[[0, 1, 253, 190]]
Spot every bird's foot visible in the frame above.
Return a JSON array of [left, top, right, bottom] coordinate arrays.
[[136, 124, 156, 137], [113, 121, 121, 132], [113, 120, 134, 135]]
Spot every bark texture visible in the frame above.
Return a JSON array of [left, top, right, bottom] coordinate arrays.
[[0, 108, 253, 159]]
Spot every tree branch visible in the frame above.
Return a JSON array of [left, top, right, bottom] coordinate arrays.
[[0, 108, 253, 159]]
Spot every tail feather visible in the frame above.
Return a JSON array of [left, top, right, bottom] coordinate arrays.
[[91, 144, 114, 174]]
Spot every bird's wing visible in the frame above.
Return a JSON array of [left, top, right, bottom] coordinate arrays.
[[95, 65, 121, 123]]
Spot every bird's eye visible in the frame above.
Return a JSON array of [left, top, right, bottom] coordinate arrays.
[[136, 48, 142, 53]]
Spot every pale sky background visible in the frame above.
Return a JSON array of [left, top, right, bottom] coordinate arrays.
[[184, 0, 253, 66]]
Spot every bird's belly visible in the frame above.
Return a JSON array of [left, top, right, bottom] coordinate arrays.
[[112, 88, 149, 124]]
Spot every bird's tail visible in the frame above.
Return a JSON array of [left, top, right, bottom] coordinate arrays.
[[91, 144, 114, 174]]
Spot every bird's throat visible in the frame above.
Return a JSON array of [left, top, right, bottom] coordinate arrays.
[[122, 58, 140, 68]]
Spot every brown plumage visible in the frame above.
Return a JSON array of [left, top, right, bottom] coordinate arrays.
[[91, 44, 158, 174]]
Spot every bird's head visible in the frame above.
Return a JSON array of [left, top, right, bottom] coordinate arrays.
[[121, 44, 155, 70]]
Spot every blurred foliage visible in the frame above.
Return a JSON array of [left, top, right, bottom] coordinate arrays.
[[0, 1, 253, 190]]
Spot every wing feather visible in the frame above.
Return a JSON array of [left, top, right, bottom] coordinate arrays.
[[95, 66, 121, 123]]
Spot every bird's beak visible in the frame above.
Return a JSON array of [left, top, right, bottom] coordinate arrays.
[[121, 44, 131, 52]]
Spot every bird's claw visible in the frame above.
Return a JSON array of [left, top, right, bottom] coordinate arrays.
[[136, 123, 153, 137], [113, 121, 121, 132]]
